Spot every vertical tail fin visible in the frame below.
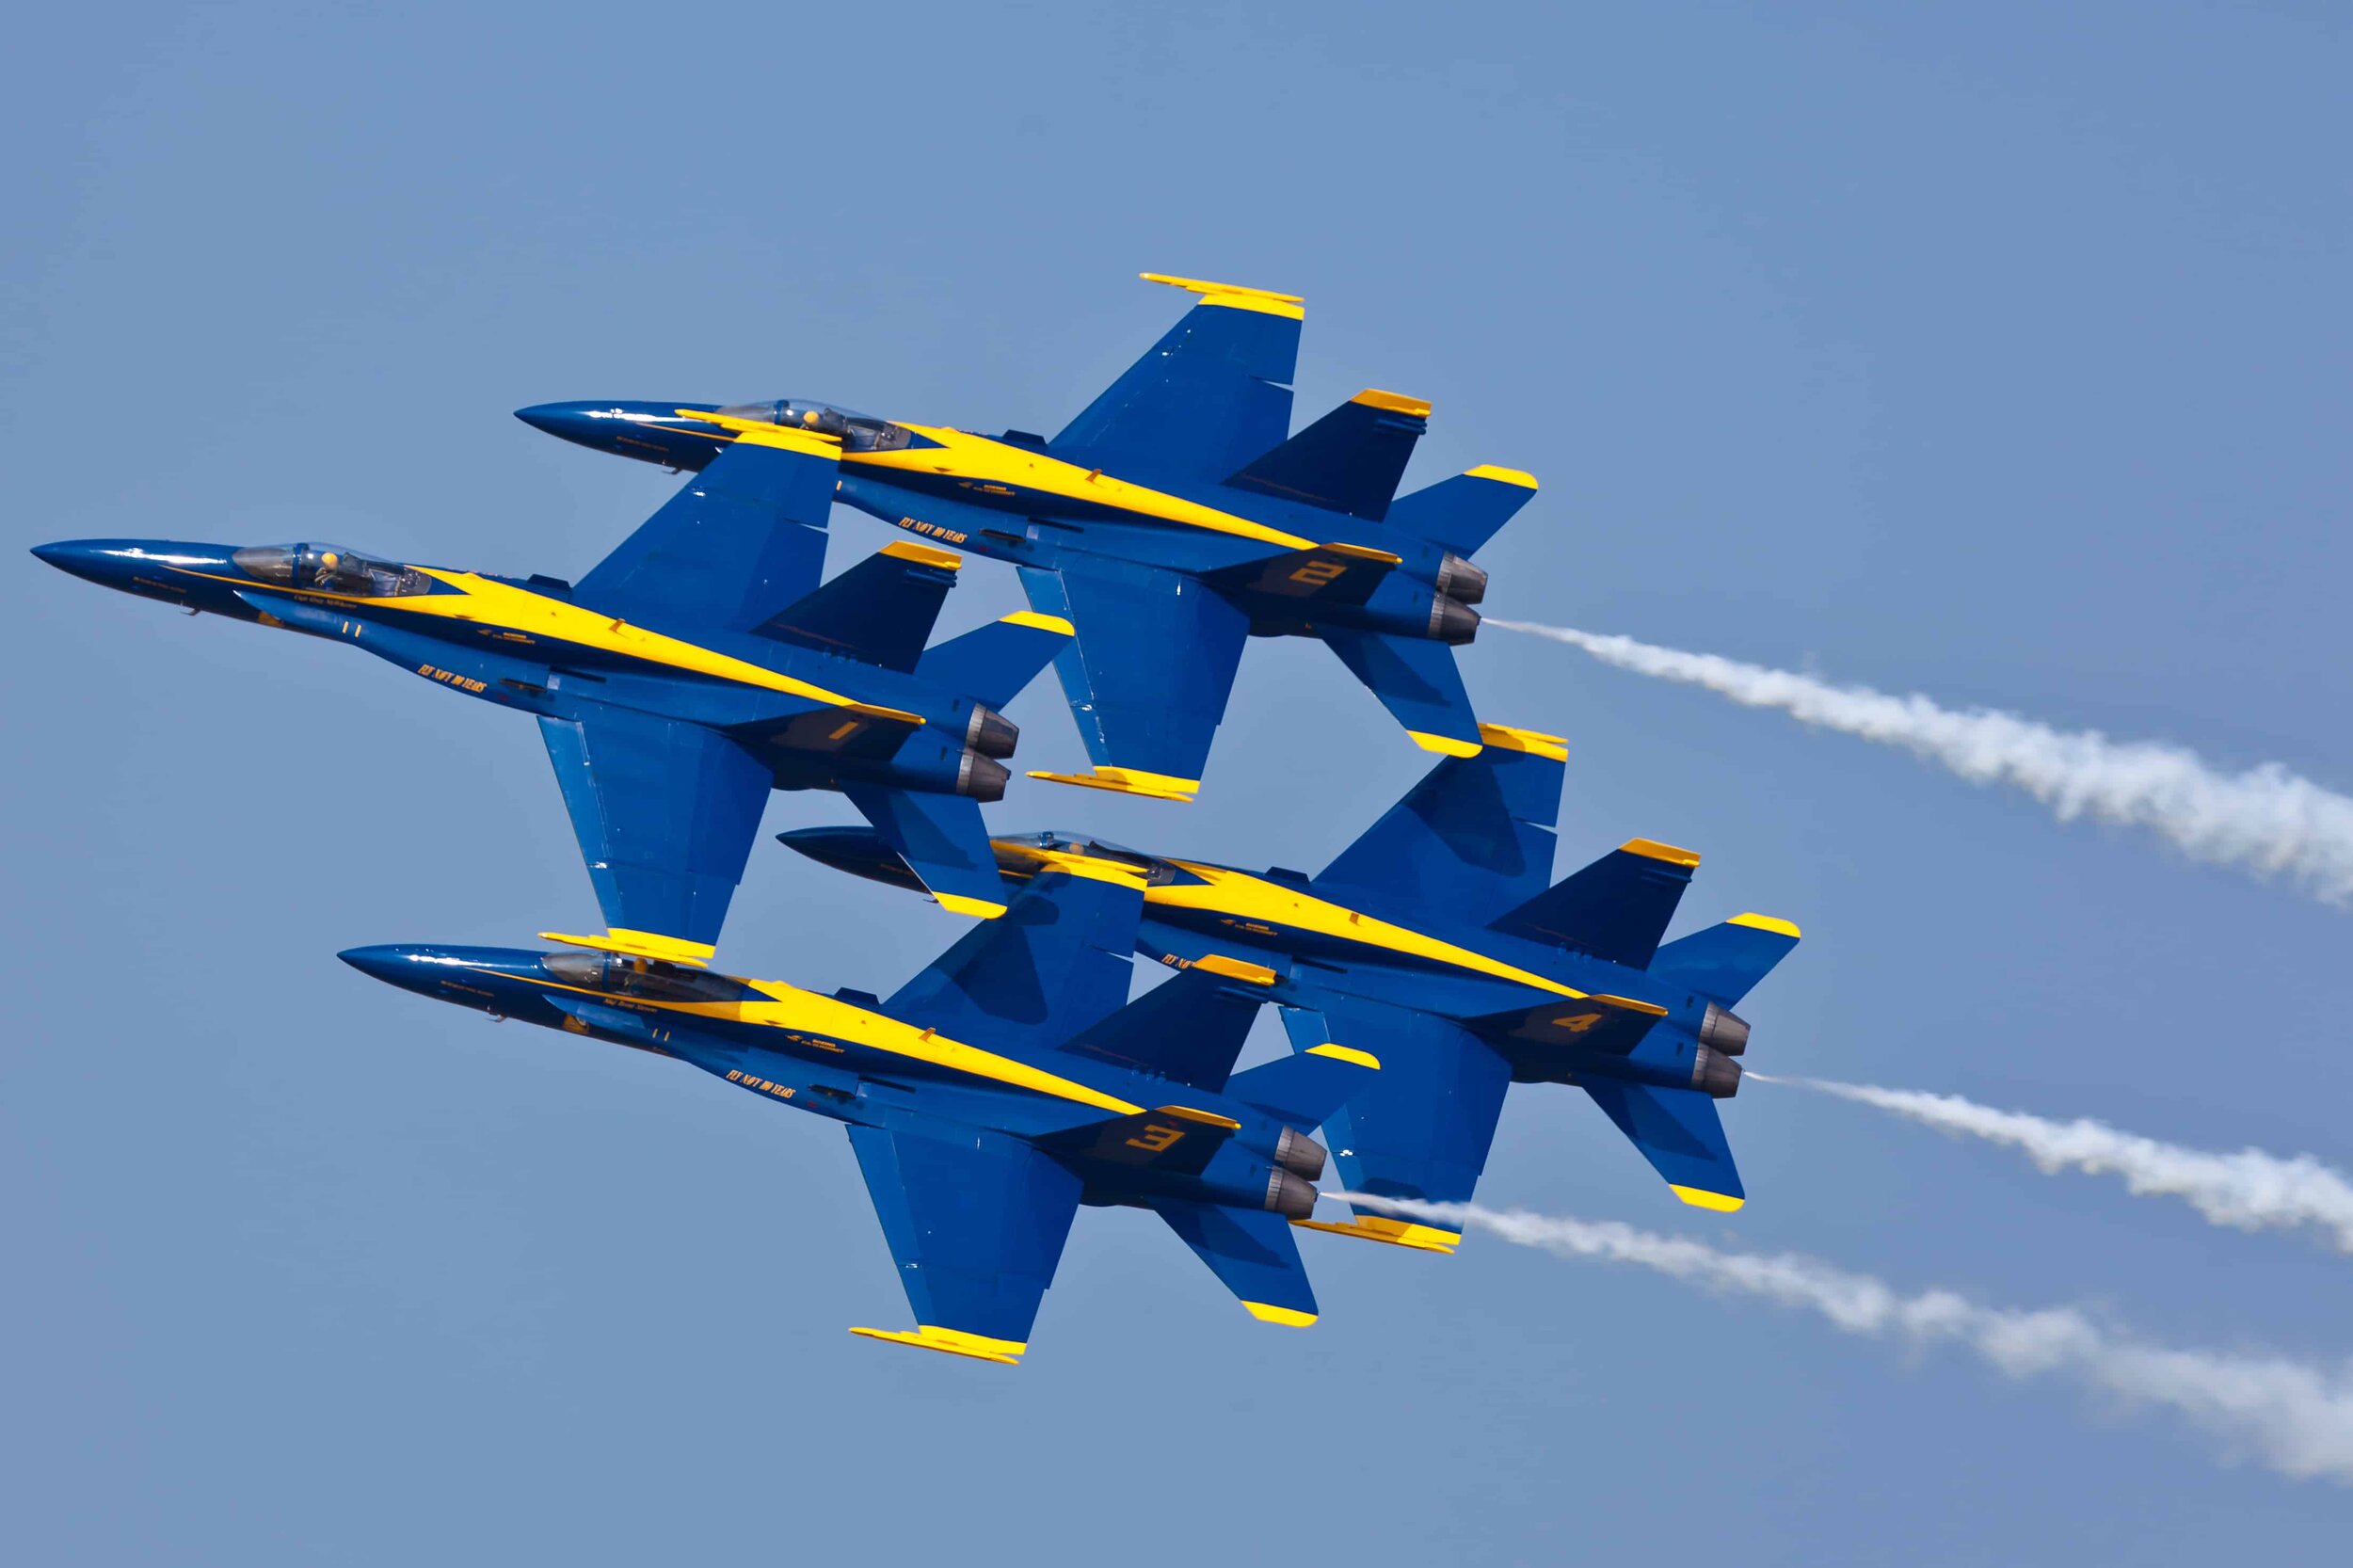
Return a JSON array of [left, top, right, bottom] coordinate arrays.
[[1313, 724, 1566, 925], [1320, 626, 1485, 758], [1152, 1198, 1321, 1326], [1221, 390, 1429, 520], [752, 541, 959, 669], [1486, 839, 1700, 968], [1646, 914, 1801, 1005], [1383, 466, 1538, 555], [1580, 1080, 1746, 1211], [913, 610, 1075, 711]]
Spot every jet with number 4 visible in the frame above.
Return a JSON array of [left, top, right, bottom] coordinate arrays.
[[32, 424, 1073, 964], [784, 724, 1801, 1248], [515, 271, 1537, 803], [339, 861, 1378, 1364]]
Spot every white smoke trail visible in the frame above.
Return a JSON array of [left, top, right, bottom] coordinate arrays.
[[1764, 1077, 2353, 1254], [1337, 1192, 2353, 1483], [1488, 619, 2353, 905]]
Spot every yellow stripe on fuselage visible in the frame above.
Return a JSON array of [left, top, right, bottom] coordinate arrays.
[[519, 971, 1143, 1116], [170, 566, 921, 721], [1146, 862, 1593, 1001], [848, 425, 1320, 552]]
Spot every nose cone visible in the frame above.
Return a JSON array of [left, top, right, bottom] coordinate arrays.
[[33, 538, 144, 589], [339, 944, 447, 994], [32, 538, 237, 601], [514, 400, 723, 469]]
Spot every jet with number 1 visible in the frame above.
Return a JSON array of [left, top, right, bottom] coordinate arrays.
[[517, 272, 1537, 802], [33, 421, 1071, 964]]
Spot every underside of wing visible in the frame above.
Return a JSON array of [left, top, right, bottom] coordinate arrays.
[[847, 1125, 1084, 1364], [536, 707, 773, 962], [1050, 273, 1301, 485], [884, 869, 1144, 1051], [1019, 563, 1251, 800]]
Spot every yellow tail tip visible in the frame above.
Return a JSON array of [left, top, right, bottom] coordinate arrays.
[[1669, 1186, 1746, 1213], [849, 1325, 1025, 1365], [1406, 730, 1483, 759], [1243, 1302, 1319, 1327]]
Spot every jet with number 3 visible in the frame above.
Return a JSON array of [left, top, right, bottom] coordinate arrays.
[[516, 272, 1537, 803]]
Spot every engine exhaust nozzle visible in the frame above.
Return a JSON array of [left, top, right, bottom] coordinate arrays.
[[964, 704, 1018, 760], [955, 751, 1010, 803]]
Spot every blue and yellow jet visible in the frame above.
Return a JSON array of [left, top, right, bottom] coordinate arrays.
[[32, 424, 1074, 964], [515, 272, 1537, 803], [784, 726, 1800, 1249], [340, 863, 1377, 1363]]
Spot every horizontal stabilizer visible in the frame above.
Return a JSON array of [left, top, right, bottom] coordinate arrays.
[[884, 871, 1141, 1050], [1154, 1198, 1320, 1325], [1383, 466, 1537, 555], [1321, 626, 1485, 757], [1314, 724, 1565, 924], [840, 785, 1007, 919], [1581, 1079, 1745, 1211], [1040, 1102, 1240, 1177], [1647, 914, 1801, 1006], [1056, 966, 1265, 1092], [1222, 390, 1429, 520], [1465, 991, 1669, 1056], [913, 610, 1074, 711], [1225, 1040, 1380, 1129], [753, 541, 957, 670], [1487, 838, 1698, 968]]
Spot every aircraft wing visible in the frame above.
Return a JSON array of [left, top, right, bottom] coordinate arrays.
[[1017, 563, 1251, 800], [1051, 273, 1302, 484], [839, 783, 1010, 920], [575, 424, 840, 632], [1152, 1197, 1321, 1326], [536, 707, 772, 963], [1580, 1079, 1746, 1212], [846, 1125, 1084, 1365], [884, 869, 1143, 1051], [1320, 626, 1486, 758], [1313, 728, 1567, 926]]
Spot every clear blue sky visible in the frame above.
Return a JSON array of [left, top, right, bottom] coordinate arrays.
[[7, 3, 2349, 1561]]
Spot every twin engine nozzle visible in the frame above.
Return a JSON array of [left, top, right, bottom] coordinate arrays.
[[1261, 1127, 1330, 1218], [1689, 1002, 1752, 1099], [949, 704, 1019, 801]]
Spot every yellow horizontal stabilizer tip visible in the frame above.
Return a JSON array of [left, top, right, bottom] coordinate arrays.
[[880, 539, 962, 569], [1352, 389, 1433, 418], [1140, 272, 1305, 318], [1321, 541, 1405, 565], [1243, 1302, 1319, 1327], [1476, 723, 1569, 760], [1407, 730, 1484, 759], [1729, 912, 1803, 938], [1290, 1216, 1460, 1254], [1191, 953, 1277, 986], [1155, 1104, 1243, 1129], [1464, 463, 1539, 489], [1306, 1043, 1382, 1071], [932, 893, 1008, 920], [1670, 1186, 1747, 1213], [843, 701, 926, 725], [1621, 838, 1702, 868], [538, 929, 715, 967], [1593, 993, 1672, 1017], [849, 1325, 1025, 1365], [1025, 768, 1197, 802], [1000, 610, 1075, 635]]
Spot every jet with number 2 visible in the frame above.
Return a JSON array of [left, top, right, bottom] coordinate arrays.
[[32, 422, 1072, 965], [516, 272, 1537, 803], [786, 724, 1801, 1248], [341, 861, 1376, 1364]]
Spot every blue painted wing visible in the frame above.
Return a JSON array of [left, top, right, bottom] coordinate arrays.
[[840, 783, 1009, 918], [1579, 1079, 1745, 1210], [751, 543, 955, 670], [1152, 1198, 1320, 1325], [1051, 278, 1300, 483], [914, 611, 1074, 711], [1222, 391, 1427, 520], [883, 870, 1142, 1050], [1487, 840, 1698, 968], [1314, 742, 1564, 926], [537, 707, 771, 950], [1054, 966, 1264, 1092], [1018, 563, 1251, 789], [1647, 917, 1801, 1006], [846, 1125, 1083, 1361], [575, 435, 839, 631], [1320, 627, 1484, 756]]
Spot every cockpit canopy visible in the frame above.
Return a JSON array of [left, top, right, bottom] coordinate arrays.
[[714, 399, 914, 454], [232, 543, 434, 598], [539, 951, 759, 1004]]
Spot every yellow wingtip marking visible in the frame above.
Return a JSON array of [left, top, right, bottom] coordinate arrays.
[[1290, 1216, 1460, 1254], [1000, 610, 1075, 635], [849, 1325, 1025, 1365], [1592, 993, 1672, 1018], [1476, 723, 1568, 760], [1620, 838, 1702, 868], [1670, 1186, 1747, 1212], [1305, 1043, 1382, 1071], [1026, 768, 1199, 802], [932, 893, 1009, 920], [1243, 1303, 1319, 1327], [538, 929, 715, 967], [1729, 912, 1802, 938], [1352, 388, 1432, 418], [1155, 1104, 1243, 1130], [1464, 464, 1539, 489], [1407, 730, 1484, 759], [1140, 271, 1305, 318], [1321, 540, 1404, 565], [879, 539, 962, 570], [1191, 953, 1278, 986], [843, 701, 926, 725]]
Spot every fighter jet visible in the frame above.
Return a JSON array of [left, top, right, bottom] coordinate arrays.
[[340, 864, 1375, 1363], [32, 424, 1072, 965], [515, 272, 1536, 803], [783, 725, 1800, 1250]]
